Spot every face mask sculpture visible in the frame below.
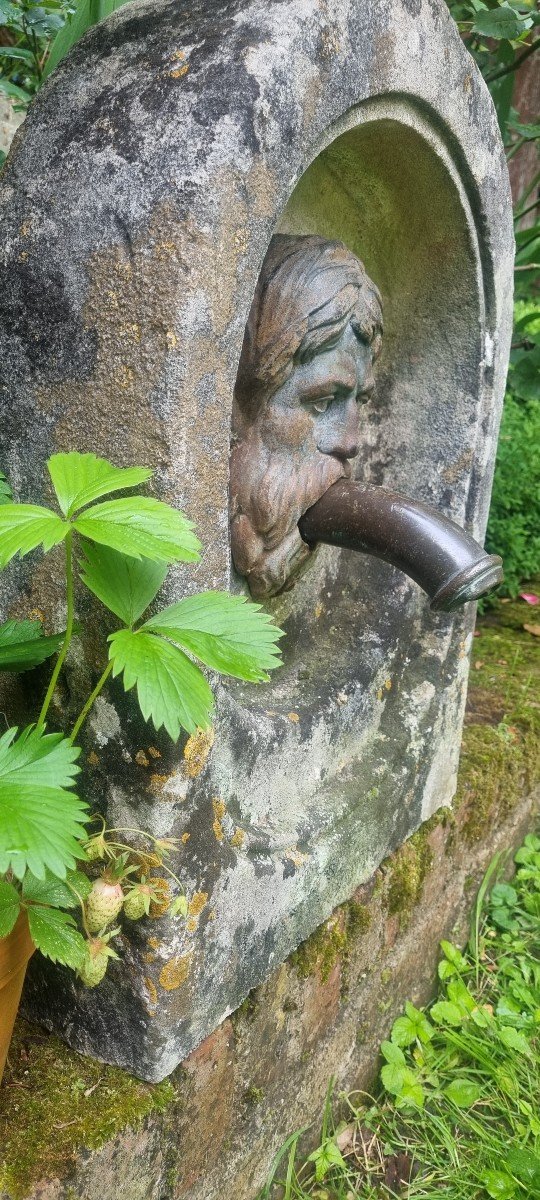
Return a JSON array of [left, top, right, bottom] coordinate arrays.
[[231, 234, 383, 599], [231, 234, 503, 612]]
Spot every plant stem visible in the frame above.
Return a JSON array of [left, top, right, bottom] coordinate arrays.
[[70, 659, 114, 743], [505, 135, 526, 163], [514, 199, 540, 223], [486, 37, 540, 84], [37, 531, 75, 728]]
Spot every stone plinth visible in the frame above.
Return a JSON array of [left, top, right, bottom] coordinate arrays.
[[0, 0, 513, 1081]]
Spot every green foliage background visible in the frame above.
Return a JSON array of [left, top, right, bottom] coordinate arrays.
[[0, 0, 539, 594]]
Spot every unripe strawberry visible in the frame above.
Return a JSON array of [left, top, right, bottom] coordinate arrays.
[[123, 885, 151, 921], [78, 939, 110, 988], [85, 876, 124, 933]]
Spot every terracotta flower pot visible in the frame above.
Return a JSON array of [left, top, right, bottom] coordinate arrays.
[[0, 910, 35, 1085]]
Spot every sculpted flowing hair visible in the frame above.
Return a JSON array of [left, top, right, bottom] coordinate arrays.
[[234, 233, 383, 416]]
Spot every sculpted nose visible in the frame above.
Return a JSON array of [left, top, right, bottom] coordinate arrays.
[[319, 398, 360, 462]]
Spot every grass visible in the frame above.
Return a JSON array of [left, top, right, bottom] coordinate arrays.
[[259, 833, 540, 1200]]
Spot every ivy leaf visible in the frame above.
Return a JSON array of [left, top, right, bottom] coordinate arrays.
[[73, 498, 200, 564], [0, 619, 64, 672], [0, 879, 21, 937], [0, 470, 12, 506], [80, 542, 167, 626], [444, 1079, 482, 1108], [472, 5, 533, 38], [27, 906, 86, 968], [109, 629, 214, 739], [22, 869, 92, 909], [48, 452, 153, 518], [143, 591, 284, 682], [0, 726, 87, 880], [0, 504, 68, 568]]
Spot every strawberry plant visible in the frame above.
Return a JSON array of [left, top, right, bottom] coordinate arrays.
[[0, 451, 283, 983]]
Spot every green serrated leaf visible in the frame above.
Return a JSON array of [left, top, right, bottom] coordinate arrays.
[[498, 1025, 532, 1056], [0, 619, 64, 672], [80, 542, 167, 626], [109, 628, 214, 739], [444, 1078, 482, 1108], [481, 1169, 516, 1198], [48, 452, 153, 517], [143, 591, 284, 682], [22, 868, 91, 909], [0, 879, 22, 937], [0, 726, 87, 880], [506, 1147, 540, 1186], [430, 1000, 463, 1026], [390, 1016, 418, 1047], [381, 1039, 406, 1065], [73, 497, 201, 564], [27, 905, 86, 968], [0, 504, 68, 568]]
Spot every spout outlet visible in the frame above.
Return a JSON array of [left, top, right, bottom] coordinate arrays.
[[298, 480, 503, 612]]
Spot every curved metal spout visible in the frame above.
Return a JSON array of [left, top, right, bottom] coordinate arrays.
[[298, 480, 503, 612]]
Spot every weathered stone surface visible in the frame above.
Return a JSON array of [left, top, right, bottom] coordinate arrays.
[[0, 0, 513, 1080]]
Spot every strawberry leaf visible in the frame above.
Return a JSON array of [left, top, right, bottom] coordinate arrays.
[[0, 504, 68, 568], [22, 869, 92, 909], [109, 628, 213, 739], [80, 542, 167, 626], [48, 452, 153, 517], [73, 498, 200, 564], [0, 726, 87, 880], [143, 591, 283, 682], [27, 905, 86, 968], [0, 619, 64, 672], [0, 879, 21, 937]]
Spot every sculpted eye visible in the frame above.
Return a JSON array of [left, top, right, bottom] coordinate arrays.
[[309, 396, 332, 414]]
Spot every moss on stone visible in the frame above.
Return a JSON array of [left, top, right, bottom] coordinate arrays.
[[291, 915, 347, 982], [0, 1019, 175, 1200], [385, 823, 434, 927], [455, 601, 540, 842], [346, 900, 372, 939]]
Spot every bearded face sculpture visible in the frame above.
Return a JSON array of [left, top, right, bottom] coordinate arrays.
[[230, 234, 383, 598]]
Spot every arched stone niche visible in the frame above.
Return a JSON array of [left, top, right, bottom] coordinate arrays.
[[0, 0, 512, 1080]]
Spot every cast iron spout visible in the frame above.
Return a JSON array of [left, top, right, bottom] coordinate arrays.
[[298, 480, 503, 612]]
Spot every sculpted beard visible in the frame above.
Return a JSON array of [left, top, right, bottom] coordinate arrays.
[[230, 429, 348, 598]]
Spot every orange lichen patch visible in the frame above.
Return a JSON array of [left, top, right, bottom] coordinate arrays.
[[229, 827, 245, 850], [149, 879, 171, 917], [184, 727, 215, 778], [188, 892, 208, 918], [134, 850, 162, 873], [87, 750, 100, 766], [181, 832, 191, 844], [148, 773, 170, 795], [170, 64, 189, 78], [284, 848, 308, 869], [148, 746, 162, 760], [385, 679, 392, 691], [213, 819, 224, 842], [147, 937, 161, 950], [168, 49, 189, 79], [142, 952, 156, 964], [135, 750, 150, 767], [144, 976, 158, 1010], [212, 798, 226, 820], [186, 919, 197, 933], [159, 954, 192, 991], [287, 712, 300, 723], [314, 602, 324, 619]]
